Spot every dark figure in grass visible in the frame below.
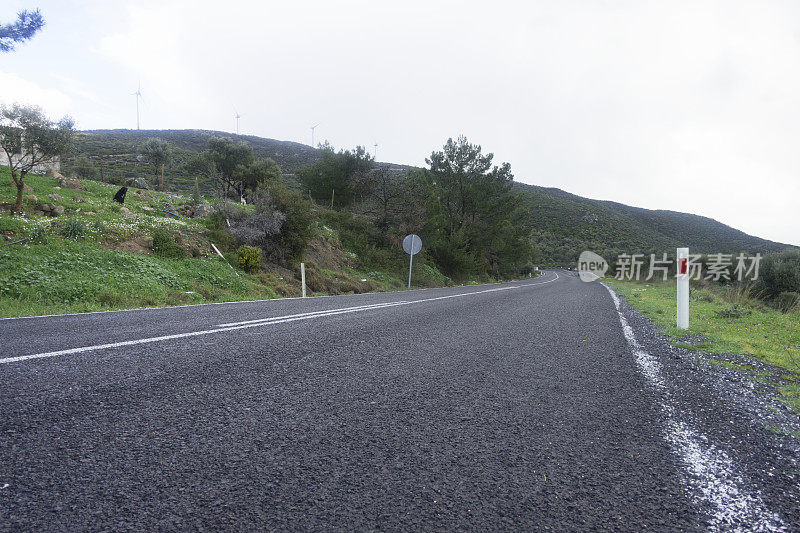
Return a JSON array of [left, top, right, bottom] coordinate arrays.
[[113, 186, 127, 204]]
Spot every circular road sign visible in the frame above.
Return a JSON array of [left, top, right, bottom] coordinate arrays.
[[403, 234, 422, 255]]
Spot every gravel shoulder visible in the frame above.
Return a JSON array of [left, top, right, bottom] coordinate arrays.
[[606, 282, 800, 531]]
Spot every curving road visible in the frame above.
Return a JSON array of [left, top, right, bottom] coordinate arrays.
[[1, 271, 797, 530]]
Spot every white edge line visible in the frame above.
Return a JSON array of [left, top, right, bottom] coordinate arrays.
[[0, 272, 560, 322], [1, 273, 560, 365]]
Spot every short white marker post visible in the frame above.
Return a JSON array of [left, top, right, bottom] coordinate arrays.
[[677, 247, 689, 329], [301, 262, 307, 298]]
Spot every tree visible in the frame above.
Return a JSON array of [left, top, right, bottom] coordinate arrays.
[[235, 157, 281, 195], [207, 136, 254, 198], [0, 103, 73, 213], [0, 9, 45, 53], [298, 144, 373, 208], [421, 136, 532, 277], [355, 166, 423, 234], [140, 138, 173, 191]]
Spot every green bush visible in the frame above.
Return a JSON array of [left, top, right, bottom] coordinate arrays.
[[30, 225, 48, 244], [715, 304, 751, 319], [263, 182, 316, 261], [236, 245, 262, 273], [775, 291, 800, 313], [152, 228, 185, 258], [756, 250, 800, 299], [60, 218, 87, 240]]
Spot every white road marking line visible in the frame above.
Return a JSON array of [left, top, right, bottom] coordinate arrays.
[[601, 283, 785, 532], [0, 272, 558, 321], [216, 301, 409, 328], [0, 273, 559, 365]]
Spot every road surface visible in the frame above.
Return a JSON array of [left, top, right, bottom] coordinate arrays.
[[1, 271, 798, 530]]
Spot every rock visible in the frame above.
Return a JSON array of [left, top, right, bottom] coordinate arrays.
[[142, 206, 155, 211], [34, 210, 46, 217], [48, 193, 63, 203], [84, 211, 95, 216], [52, 205, 65, 216], [25, 194, 38, 203], [56, 177, 85, 190], [130, 178, 150, 189], [193, 203, 214, 218], [72, 195, 85, 203], [42, 203, 54, 212], [120, 207, 135, 218], [22, 183, 34, 192], [45, 169, 64, 179]]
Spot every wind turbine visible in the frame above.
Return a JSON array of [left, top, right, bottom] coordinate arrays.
[[234, 106, 241, 135], [310, 123, 320, 147], [132, 83, 143, 130], [374, 143, 378, 160]]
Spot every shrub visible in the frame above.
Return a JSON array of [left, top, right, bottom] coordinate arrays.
[[30, 225, 48, 244], [756, 250, 800, 299], [152, 228, 185, 258], [775, 291, 800, 313], [236, 245, 262, 273], [715, 304, 751, 319], [60, 218, 87, 240]]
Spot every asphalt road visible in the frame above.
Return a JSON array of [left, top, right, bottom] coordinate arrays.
[[1, 271, 797, 531]]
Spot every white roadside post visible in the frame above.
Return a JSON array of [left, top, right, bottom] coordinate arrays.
[[402, 234, 423, 289], [301, 262, 307, 298], [677, 247, 689, 329]]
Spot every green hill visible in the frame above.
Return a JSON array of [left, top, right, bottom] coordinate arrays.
[[64, 129, 792, 266], [513, 183, 790, 264]]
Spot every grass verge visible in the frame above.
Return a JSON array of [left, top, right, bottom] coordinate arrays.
[[605, 278, 800, 414]]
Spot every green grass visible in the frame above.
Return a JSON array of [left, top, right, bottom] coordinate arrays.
[[0, 167, 206, 243], [0, 238, 278, 317], [606, 278, 800, 414]]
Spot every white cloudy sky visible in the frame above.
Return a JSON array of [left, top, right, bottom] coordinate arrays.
[[3, 0, 799, 245]]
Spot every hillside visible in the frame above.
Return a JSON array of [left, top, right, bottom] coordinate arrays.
[[63, 129, 323, 192], [513, 183, 790, 264], [63, 129, 791, 266], [0, 168, 450, 317]]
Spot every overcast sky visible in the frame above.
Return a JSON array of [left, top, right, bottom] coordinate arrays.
[[3, 0, 798, 245]]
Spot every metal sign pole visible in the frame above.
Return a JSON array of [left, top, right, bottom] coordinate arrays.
[[408, 251, 414, 289]]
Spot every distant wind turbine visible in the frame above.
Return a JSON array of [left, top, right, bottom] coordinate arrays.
[[234, 107, 241, 135], [311, 123, 320, 147], [133, 83, 143, 130], [374, 143, 378, 160]]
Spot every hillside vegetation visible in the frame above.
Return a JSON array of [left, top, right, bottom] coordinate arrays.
[[515, 183, 789, 265], [64, 129, 791, 267], [0, 167, 453, 317]]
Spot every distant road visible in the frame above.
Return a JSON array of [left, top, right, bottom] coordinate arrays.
[[1, 272, 796, 530]]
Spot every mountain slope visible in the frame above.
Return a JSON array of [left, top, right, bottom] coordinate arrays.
[[514, 182, 790, 264], [64, 129, 792, 265]]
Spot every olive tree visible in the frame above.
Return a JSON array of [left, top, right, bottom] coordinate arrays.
[[0, 103, 73, 213], [140, 137, 173, 191]]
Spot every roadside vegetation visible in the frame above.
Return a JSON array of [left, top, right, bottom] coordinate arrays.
[[605, 271, 800, 415], [1, 104, 538, 317]]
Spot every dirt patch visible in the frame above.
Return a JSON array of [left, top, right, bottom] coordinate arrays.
[[305, 236, 354, 271], [106, 236, 154, 255]]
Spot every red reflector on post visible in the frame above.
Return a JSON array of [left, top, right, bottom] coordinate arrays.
[[678, 258, 688, 275]]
